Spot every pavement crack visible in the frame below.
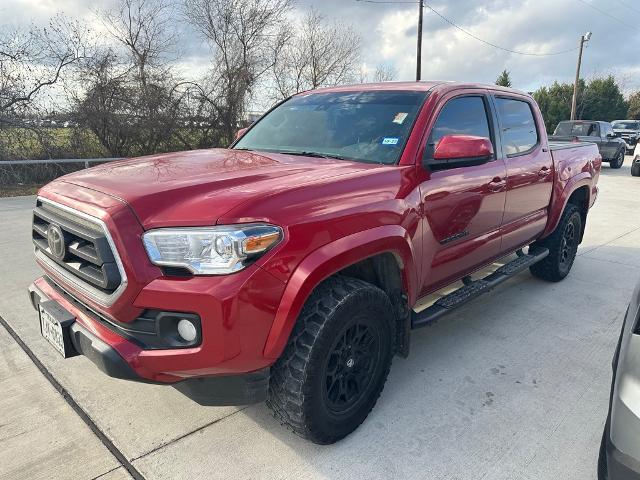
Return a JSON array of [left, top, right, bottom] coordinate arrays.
[[0, 314, 146, 480], [90, 466, 123, 480], [129, 406, 250, 462]]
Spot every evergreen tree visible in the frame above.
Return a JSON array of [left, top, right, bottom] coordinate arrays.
[[495, 69, 512, 87], [628, 91, 640, 120]]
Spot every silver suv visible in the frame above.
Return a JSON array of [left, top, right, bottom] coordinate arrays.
[[600, 279, 640, 479]]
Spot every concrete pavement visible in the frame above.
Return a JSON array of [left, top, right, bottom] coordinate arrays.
[[0, 158, 639, 479]]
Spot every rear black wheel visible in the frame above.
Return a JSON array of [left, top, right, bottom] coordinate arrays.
[[611, 149, 625, 169], [267, 276, 395, 444], [530, 204, 582, 282], [632, 161, 640, 177]]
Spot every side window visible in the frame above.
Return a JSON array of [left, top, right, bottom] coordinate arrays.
[[428, 96, 492, 149], [603, 123, 613, 137], [495, 97, 539, 156]]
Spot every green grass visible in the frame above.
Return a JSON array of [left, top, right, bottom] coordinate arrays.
[[0, 127, 106, 161]]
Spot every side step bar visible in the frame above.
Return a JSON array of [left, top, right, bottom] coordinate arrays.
[[411, 247, 549, 329]]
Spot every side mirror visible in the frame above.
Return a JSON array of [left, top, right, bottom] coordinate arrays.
[[427, 134, 494, 169], [235, 127, 249, 140]]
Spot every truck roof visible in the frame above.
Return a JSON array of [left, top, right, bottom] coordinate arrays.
[[301, 81, 532, 98]]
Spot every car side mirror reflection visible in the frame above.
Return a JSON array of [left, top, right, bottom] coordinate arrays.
[[235, 127, 249, 140], [425, 134, 494, 170]]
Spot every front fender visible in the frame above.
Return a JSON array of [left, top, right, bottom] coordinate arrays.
[[541, 172, 593, 238], [262, 225, 419, 359]]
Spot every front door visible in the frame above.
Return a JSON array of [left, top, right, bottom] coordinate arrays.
[[494, 95, 553, 252], [599, 122, 619, 160], [418, 92, 507, 295]]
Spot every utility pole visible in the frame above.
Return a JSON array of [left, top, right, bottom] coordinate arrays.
[[416, 0, 424, 81], [571, 32, 592, 121]]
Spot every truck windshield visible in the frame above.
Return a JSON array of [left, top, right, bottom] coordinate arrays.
[[554, 122, 598, 136], [234, 90, 428, 165], [612, 121, 639, 130]]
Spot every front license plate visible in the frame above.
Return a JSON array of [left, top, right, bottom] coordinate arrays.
[[38, 300, 77, 358]]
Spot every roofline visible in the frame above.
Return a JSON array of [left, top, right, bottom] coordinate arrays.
[[292, 80, 533, 99]]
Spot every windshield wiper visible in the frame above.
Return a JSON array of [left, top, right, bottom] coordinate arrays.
[[277, 150, 347, 160]]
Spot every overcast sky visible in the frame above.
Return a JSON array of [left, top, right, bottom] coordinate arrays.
[[2, 0, 639, 95]]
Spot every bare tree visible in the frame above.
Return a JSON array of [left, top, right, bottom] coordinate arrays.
[[270, 8, 361, 100], [0, 16, 87, 126], [373, 64, 396, 82], [75, 0, 190, 157], [101, 0, 176, 87], [185, 0, 293, 144], [360, 63, 397, 83]]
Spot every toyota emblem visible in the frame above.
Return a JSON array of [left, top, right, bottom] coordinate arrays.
[[47, 224, 66, 260]]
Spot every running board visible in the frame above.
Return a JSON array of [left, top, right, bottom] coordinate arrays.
[[411, 247, 549, 329]]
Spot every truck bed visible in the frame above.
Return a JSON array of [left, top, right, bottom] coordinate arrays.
[[548, 140, 596, 150]]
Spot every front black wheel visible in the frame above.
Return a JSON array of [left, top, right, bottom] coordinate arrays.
[[267, 276, 395, 444], [611, 149, 625, 169], [530, 204, 582, 282], [632, 161, 640, 177]]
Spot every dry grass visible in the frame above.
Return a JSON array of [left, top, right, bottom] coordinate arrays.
[[1, 184, 40, 197]]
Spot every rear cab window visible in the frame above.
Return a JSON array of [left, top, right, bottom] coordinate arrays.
[[555, 121, 599, 137], [495, 97, 539, 156]]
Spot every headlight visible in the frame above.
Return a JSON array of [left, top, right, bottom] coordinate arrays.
[[142, 224, 283, 275]]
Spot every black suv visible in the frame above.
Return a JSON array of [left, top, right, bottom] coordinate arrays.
[[612, 120, 640, 154], [550, 120, 627, 169]]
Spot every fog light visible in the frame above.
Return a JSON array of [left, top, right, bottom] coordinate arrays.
[[177, 319, 197, 342]]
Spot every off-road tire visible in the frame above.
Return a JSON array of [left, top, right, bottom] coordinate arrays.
[[266, 276, 395, 444], [632, 161, 640, 177], [529, 204, 582, 282], [610, 149, 625, 169]]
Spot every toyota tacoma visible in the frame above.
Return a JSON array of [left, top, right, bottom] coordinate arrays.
[[28, 81, 601, 444]]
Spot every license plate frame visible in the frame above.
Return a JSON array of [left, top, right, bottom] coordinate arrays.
[[38, 299, 78, 358]]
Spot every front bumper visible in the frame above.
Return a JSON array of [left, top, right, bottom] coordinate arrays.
[[28, 278, 276, 405]]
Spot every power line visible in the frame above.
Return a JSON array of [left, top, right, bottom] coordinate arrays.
[[575, 0, 640, 32], [423, 3, 580, 56], [613, 0, 640, 15], [356, 0, 580, 56]]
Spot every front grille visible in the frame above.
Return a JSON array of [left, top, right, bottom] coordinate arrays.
[[32, 198, 122, 296]]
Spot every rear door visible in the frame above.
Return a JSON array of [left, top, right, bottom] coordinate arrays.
[[418, 91, 507, 293], [493, 95, 553, 253]]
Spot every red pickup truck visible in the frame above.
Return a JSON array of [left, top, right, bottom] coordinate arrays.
[[28, 81, 601, 444]]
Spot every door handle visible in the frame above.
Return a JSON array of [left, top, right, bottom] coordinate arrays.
[[488, 177, 506, 192], [538, 167, 550, 177]]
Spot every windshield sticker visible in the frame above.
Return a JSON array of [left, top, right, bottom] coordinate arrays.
[[393, 112, 408, 124], [382, 137, 399, 145]]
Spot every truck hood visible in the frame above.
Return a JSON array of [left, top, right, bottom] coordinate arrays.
[[59, 148, 382, 228]]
